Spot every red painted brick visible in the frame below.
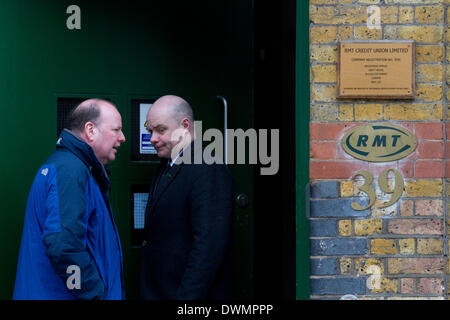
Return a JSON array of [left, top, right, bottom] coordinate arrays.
[[389, 258, 444, 275], [368, 162, 399, 177], [401, 278, 414, 294], [398, 160, 413, 178], [310, 141, 338, 159], [445, 161, 450, 178], [417, 278, 445, 294], [309, 160, 368, 179], [388, 219, 443, 235], [445, 141, 450, 159], [310, 122, 359, 141], [398, 122, 414, 134], [415, 199, 444, 216], [446, 122, 450, 140], [411, 141, 444, 159], [414, 160, 443, 178], [415, 122, 443, 140]]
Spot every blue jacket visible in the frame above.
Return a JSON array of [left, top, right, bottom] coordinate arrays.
[[13, 130, 124, 300]]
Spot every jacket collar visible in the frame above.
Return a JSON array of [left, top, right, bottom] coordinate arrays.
[[56, 129, 111, 191]]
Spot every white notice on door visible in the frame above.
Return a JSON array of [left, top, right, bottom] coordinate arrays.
[[140, 103, 157, 154]]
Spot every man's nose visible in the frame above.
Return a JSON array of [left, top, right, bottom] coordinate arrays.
[[150, 133, 158, 145], [119, 131, 126, 143]]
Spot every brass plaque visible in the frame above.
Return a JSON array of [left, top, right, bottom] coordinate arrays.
[[341, 123, 417, 162], [338, 41, 415, 99]]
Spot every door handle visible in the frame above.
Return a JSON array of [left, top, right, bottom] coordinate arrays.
[[216, 95, 228, 165], [236, 193, 249, 208]]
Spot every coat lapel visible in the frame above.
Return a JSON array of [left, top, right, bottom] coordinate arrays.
[[144, 161, 183, 228]]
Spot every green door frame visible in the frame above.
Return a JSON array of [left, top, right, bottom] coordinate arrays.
[[296, 0, 310, 300]]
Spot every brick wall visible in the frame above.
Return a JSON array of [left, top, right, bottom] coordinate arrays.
[[309, 0, 449, 299]]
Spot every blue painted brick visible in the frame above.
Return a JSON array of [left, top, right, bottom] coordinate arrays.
[[310, 199, 370, 218], [310, 238, 367, 255], [310, 220, 337, 237], [311, 278, 366, 295], [310, 258, 337, 275], [310, 181, 338, 199]]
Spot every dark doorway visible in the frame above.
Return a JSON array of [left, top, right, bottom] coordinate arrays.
[[254, 0, 296, 299]]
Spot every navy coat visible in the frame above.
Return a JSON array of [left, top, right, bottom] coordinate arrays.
[[13, 130, 124, 300], [140, 141, 234, 300]]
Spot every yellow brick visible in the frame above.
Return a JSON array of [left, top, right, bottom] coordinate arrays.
[[415, 84, 443, 101], [447, 257, 450, 274], [356, 258, 384, 275], [354, 219, 382, 236], [311, 103, 339, 121], [310, 0, 335, 3], [339, 104, 354, 121], [311, 64, 337, 83], [337, 26, 353, 41], [372, 203, 397, 217], [311, 45, 338, 63], [388, 259, 399, 274], [416, 64, 443, 82], [339, 220, 352, 236], [380, 6, 398, 24], [385, 103, 443, 121], [446, 65, 450, 84], [399, 238, 415, 255], [354, 104, 383, 120], [385, 26, 443, 43], [340, 181, 354, 197], [405, 179, 443, 197], [415, 6, 444, 23], [445, 26, 450, 42], [340, 258, 352, 274], [399, 7, 414, 24], [371, 277, 399, 294], [416, 45, 443, 63], [371, 239, 397, 255], [310, 26, 337, 44], [310, 6, 336, 24], [354, 26, 382, 40], [311, 84, 337, 102], [417, 239, 443, 254], [357, 0, 380, 4], [310, 6, 366, 24]]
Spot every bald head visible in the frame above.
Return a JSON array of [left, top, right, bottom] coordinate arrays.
[[146, 95, 195, 159], [151, 95, 194, 125], [67, 99, 117, 134]]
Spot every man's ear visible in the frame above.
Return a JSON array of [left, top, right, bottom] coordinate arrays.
[[84, 122, 97, 141], [181, 118, 191, 130]]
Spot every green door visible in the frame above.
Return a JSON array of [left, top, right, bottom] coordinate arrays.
[[0, 0, 253, 299]]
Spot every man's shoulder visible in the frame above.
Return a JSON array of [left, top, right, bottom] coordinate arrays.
[[45, 149, 90, 179], [181, 160, 233, 181]]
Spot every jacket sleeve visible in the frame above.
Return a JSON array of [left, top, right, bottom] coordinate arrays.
[[42, 167, 105, 300], [175, 164, 234, 299]]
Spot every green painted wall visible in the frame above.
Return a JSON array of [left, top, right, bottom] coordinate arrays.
[[296, 0, 310, 300], [0, 0, 253, 299]]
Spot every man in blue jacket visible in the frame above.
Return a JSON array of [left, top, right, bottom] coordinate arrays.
[[13, 99, 126, 300]]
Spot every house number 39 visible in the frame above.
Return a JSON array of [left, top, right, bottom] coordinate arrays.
[[351, 168, 404, 211]]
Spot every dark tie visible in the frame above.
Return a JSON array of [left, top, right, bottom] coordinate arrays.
[[154, 163, 171, 194]]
